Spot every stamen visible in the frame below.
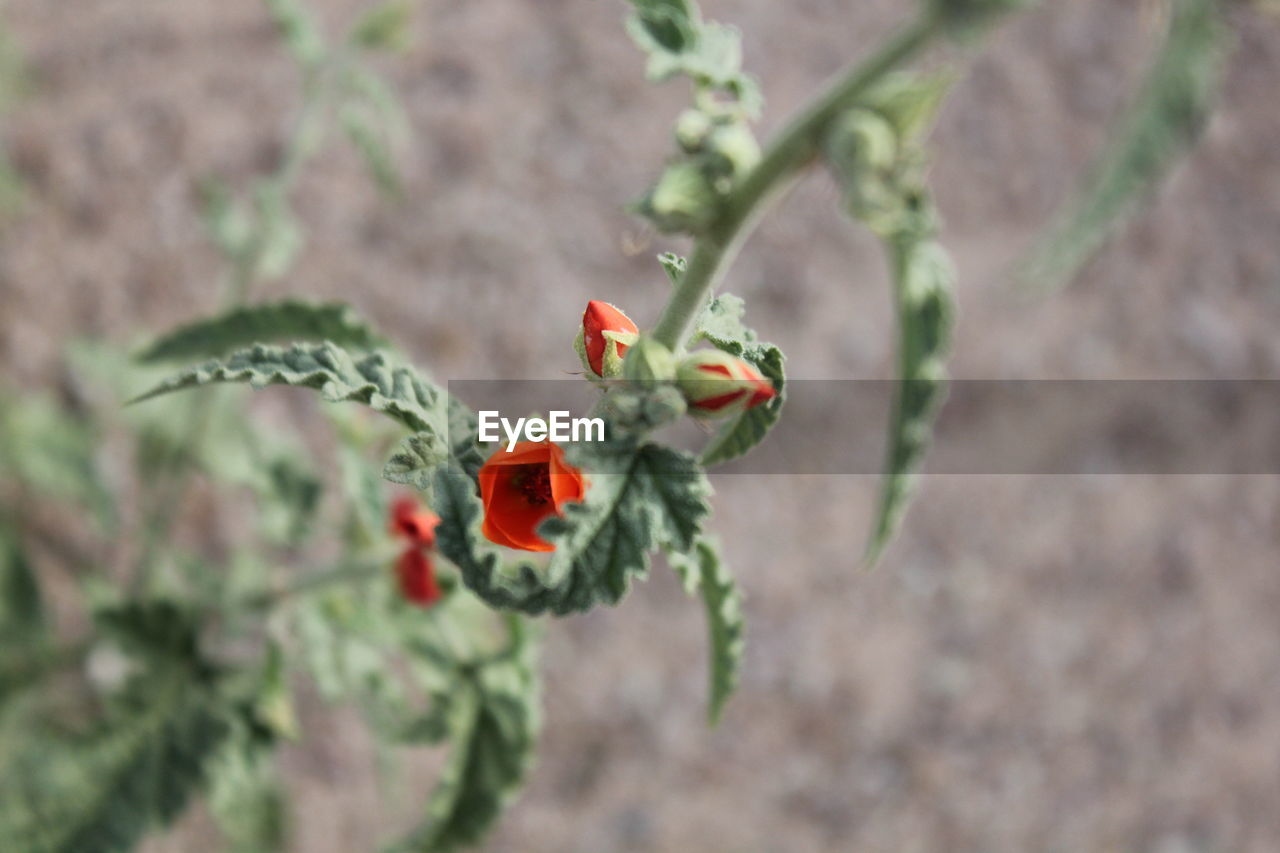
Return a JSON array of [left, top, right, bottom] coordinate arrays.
[[512, 464, 553, 505]]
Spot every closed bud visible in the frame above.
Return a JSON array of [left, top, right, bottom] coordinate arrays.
[[674, 109, 715, 153], [827, 108, 899, 177], [395, 548, 442, 607], [638, 161, 720, 234], [576, 300, 639, 379], [705, 122, 761, 180], [622, 336, 676, 385], [676, 349, 777, 417]]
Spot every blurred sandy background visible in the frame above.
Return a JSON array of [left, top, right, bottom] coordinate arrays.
[[3, 1, 1280, 851]]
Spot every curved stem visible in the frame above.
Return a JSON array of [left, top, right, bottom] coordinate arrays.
[[650, 16, 938, 350]]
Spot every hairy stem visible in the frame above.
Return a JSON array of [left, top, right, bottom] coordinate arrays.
[[650, 17, 938, 350]]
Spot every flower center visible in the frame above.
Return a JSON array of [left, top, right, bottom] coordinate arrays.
[[512, 464, 553, 506]]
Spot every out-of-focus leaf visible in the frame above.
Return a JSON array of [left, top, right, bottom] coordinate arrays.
[[137, 300, 388, 364], [264, 0, 327, 69], [1022, 0, 1228, 290], [0, 528, 44, 641], [668, 538, 744, 724], [390, 623, 540, 853], [350, 0, 415, 52]]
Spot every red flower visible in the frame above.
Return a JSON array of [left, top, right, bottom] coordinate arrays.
[[395, 548, 442, 607], [390, 496, 440, 547], [676, 350, 776, 416], [579, 300, 639, 378], [478, 441, 587, 552]]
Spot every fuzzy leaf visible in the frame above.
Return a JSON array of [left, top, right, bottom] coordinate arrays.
[[625, 0, 761, 114], [130, 342, 447, 436], [383, 431, 449, 497], [0, 604, 234, 853], [0, 684, 233, 853], [668, 538, 744, 724], [867, 236, 954, 565], [136, 300, 388, 364], [434, 441, 711, 616], [390, 637, 540, 853], [1023, 0, 1228, 290]]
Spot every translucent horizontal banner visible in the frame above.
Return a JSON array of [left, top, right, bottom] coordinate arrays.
[[446, 380, 1280, 475]]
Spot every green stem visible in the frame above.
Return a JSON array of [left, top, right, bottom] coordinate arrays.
[[242, 558, 388, 610], [650, 16, 938, 350]]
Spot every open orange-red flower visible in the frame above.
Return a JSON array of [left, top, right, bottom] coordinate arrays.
[[389, 496, 440, 547], [478, 441, 586, 552]]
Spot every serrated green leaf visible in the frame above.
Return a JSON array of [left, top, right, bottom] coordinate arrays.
[[0, 604, 234, 853], [625, 0, 761, 115], [691, 292, 754, 351], [668, 538, 744, 725], [1023, 0, 1228, 290], [867, 236, 954, 565], [658, 251, 687, 284], [137, 300, 388, 363], [130, 342, 448, 436], [434, 441, 711, 616], [390, 633, 540, 853], [383, 431, 448, 497], [0, 682, 233, 853]]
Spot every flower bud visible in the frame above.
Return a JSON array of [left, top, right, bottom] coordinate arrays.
[[637, 161, 720, 234], [395, 548, 442, 607], [674, 109, 715, 153], [705, 122, 761, 181], [389, 496, 440, 547], [676, 349, 777, 417], [576, 300, 639, 379], [621, 336, 676, 385], [827, 108, 899, 177]]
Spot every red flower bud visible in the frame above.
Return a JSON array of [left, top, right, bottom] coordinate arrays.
[[390, 496, 440, 547], [578, 300, 639, 378], [395, 548, 442, 607], [676, 350, 777, 416], [477, 441, 587, 552]]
